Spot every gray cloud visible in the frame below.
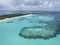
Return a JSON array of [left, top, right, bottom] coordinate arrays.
[[0, 0, 60, 11]]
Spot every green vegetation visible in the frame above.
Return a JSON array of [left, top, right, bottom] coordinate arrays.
[[0, 13, 29, 20]]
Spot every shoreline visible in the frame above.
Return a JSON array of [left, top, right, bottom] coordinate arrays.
[[0, 14, 32, 22]]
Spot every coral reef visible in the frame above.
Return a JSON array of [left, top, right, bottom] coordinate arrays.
[[19, 15, 60, 39]]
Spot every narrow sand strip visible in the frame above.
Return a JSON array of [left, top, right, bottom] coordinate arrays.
[[0, 14, 32, 22]]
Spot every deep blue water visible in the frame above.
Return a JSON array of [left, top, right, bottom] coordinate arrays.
[[0, 13, 60, 45], [0, 10, 60, 16]]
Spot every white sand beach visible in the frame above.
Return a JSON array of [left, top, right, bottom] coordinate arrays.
[[0, 14, 32, 22]]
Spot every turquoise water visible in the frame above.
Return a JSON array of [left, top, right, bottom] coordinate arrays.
[[0, 14, 60, 45]]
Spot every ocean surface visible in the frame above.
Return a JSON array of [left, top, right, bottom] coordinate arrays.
[[0, 10, 60, 15], [0, 13, 60, 45]]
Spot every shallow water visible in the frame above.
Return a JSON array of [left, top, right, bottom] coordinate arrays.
[[0, 14, 60, 45]]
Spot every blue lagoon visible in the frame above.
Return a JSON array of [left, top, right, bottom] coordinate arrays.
[[0, 13, 60, 45]]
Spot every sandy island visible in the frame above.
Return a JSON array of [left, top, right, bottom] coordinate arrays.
[[0, 14, 32, 22]]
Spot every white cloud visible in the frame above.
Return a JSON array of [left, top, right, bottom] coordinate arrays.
[[0, 0, 60, 11], [44, 1, 48, 5]]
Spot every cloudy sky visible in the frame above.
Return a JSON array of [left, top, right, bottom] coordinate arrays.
[[0, 0, 60, 11]]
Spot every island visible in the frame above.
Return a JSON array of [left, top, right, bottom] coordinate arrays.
[[0, 13, 29, 20]]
